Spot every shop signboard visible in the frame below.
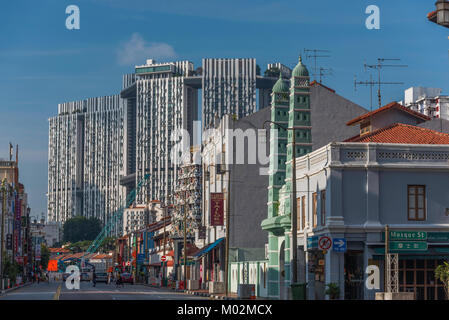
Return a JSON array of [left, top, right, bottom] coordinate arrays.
[[389, 241, 428, 251], [137, 254, 145, 263], [210, 193, 224, 226], [307, 236, 318, 249]]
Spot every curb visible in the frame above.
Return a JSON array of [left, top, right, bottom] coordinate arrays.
[[143, 284, 239, 300], [184, 289, 238, 300], [0, 282, 32, 295]]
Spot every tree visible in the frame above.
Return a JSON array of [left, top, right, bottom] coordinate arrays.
[[63, 216, 102, 243], [2, 253, 19, 284], [67, 240, 93, 253], [435, 261, 449, 299], [99, 236, 117, 252], [40, 244, 50, 270], [264, 67, 281, 78]]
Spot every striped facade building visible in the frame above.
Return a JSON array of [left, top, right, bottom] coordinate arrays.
[[49, 57, 275, 236], [202, 58, 257, 130], [47, 95, 125, 235]]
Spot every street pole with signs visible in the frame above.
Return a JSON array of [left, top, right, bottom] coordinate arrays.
[[0, 179, 6, 291], [183, 205, 187, 289]]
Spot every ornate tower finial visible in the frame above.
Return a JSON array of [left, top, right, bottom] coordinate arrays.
[[298, 55, 302, 64]]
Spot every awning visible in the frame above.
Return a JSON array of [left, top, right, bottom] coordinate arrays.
[[194, 238, 225, 259]]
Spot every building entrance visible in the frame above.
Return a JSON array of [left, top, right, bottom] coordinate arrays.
[[344, 251, 364, 300], [399, 259, 445, 300]]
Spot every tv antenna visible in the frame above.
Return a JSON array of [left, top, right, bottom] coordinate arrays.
[[304, 49, 331, 82], [318, 67, 333, 83], [364, 58, 407, 107], [354, 73, 403, 112]]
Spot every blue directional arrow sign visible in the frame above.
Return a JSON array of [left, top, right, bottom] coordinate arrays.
[[332, 238, 347, 252]]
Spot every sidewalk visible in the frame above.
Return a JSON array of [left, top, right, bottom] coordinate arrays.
[[143, 282, 263, 300], [0, 282, 32, 295]]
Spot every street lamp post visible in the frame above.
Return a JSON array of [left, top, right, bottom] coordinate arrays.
[[0, 179, 6, 292], [263, 120, 298, 285]]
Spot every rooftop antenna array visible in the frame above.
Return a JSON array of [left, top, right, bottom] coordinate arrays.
[[303, 49, 331, 82], [363, 58, 408, 107]]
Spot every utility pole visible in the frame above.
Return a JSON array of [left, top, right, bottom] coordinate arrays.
[[0, 179, 6, 292], [134, 231, 138, 283], [183, 205, 187, 289], [224, 169, 231, 297], [163, 204, 167, 286]]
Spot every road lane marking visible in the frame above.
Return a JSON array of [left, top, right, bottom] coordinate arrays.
[[53, 284, 62, 300]]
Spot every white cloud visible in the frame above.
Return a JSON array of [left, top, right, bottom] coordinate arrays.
[[117, 33, 177, 66]]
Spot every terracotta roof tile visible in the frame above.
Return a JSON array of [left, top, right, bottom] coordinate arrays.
[[345, 123, 449, 144], [310, 80, 335, 93], [346, 102, 431, 126]]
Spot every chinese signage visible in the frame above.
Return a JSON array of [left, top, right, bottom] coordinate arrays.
[[210, 193, 224, 226], [389, 241, 428, 251]]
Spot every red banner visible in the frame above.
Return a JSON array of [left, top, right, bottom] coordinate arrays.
[[210, 193, 224, 226]]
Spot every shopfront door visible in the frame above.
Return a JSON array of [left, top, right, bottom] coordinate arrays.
[[399, 259, 445, 300], [344, 251, 364, 300]]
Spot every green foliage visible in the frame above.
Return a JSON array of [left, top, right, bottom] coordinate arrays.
[[40, 244, 50, 270], [99, 237, 116, 252], [63, 216, 102, 243], [325, 282, 340, 300], [435, 261, 449, 299], [2, 254, 20, 284], [67, 240, 93, 253], [264, 67, 281, 78]]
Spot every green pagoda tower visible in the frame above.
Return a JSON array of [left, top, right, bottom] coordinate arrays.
[[261, 56, 311, 299]]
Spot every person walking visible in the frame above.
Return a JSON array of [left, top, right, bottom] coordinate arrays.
[[92, 272, 97, 287]]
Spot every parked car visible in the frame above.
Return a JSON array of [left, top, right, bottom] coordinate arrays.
[[121, 273, 134, 284], [95, 272, 108, 283]]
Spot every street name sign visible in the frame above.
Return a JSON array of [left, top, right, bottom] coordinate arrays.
[[389, 230, 427, 241], [389, 241, 428, 251]]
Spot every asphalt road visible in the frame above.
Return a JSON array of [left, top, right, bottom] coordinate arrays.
[[0, 281, 207, 300]]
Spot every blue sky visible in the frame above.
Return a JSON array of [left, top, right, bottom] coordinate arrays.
[[1, 0, 448, 218]]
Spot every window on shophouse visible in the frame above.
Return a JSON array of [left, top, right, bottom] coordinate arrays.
[[408, 185, 426, 221], [312, 192, 317, 228], [321, 190, 326, 226]]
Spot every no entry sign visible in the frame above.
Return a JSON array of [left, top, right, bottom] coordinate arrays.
[[318, 236, 332, 250], [161, 255, 167, 262]]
